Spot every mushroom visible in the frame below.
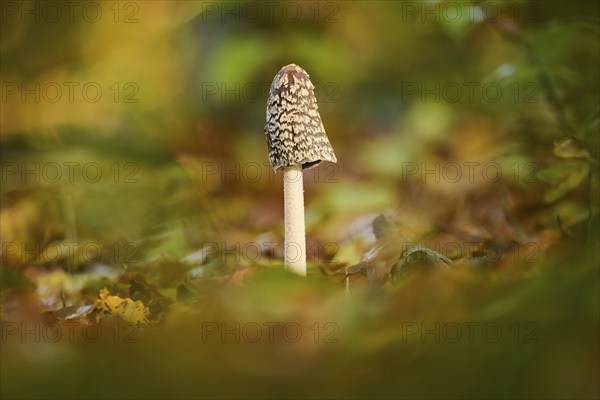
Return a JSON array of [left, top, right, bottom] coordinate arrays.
[[265, 64, 337, 276]]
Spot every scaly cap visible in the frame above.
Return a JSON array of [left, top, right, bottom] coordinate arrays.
[[265, 64, 337, 171]]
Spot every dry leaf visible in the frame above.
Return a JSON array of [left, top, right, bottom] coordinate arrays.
[[93, 288, 149, 325]]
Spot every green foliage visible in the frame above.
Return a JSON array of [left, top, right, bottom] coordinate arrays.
[[538, 160, 590, 202]]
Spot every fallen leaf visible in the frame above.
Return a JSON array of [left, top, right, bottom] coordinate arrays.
[[92, 288, 149, 325]]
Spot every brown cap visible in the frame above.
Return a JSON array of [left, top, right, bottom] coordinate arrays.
[[265, 64, 337, 171]]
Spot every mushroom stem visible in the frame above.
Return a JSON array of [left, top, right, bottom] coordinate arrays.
[[283, 164, 306, 276]]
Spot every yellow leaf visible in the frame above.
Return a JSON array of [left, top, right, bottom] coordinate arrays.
[[94, 288, 149, 325]]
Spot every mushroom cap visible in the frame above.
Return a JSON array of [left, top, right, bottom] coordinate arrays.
[[265, 64, 337, 171]]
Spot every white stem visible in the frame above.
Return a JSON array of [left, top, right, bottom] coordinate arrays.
[[283, 165, 306, 276]]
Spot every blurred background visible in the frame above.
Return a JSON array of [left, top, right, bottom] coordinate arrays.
[[1, 1, 598, 398]]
